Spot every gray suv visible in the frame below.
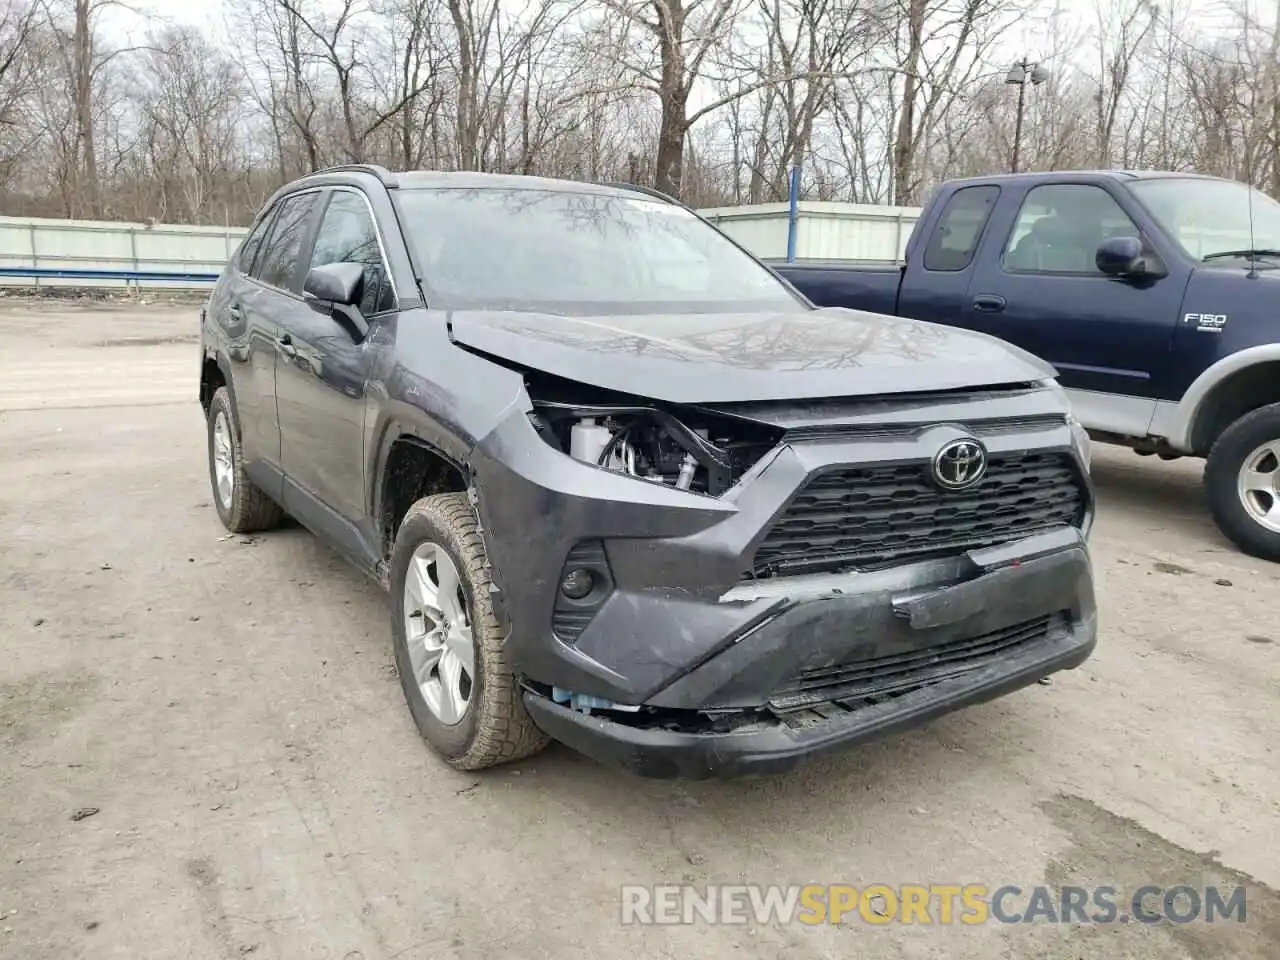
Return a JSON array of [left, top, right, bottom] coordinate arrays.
[[198, 164, 1098, 778]]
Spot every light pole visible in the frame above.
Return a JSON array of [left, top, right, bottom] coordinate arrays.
[[1006, 59, 1049, 173]]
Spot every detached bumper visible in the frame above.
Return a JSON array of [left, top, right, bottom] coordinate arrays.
[[524, 608, 1096, 779]]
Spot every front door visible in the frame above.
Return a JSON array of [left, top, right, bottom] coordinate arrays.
[[966, 181, 1188, 437], [275, 188, 397, 529]]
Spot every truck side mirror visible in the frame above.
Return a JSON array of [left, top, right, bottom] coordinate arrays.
[[1096, 236, 1153, 277]]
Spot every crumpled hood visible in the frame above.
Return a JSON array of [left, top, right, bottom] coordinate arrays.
[[446, 306, 1056, 404]]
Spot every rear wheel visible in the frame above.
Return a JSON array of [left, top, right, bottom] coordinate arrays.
[[389, 492, 549, 770], [1204, 402, 1280, 561], [206, 386, 284, 533]]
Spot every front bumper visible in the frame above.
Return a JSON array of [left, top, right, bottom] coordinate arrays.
[[521, 537, 1096, 778], [468, 387, 1097, 776], [524, 608, 1095, 779]]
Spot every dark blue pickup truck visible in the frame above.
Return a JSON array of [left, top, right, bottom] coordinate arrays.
[[772, 170, 1280, 561]]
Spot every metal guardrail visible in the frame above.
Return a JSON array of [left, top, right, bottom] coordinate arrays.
[[0, 266, 220, 283]]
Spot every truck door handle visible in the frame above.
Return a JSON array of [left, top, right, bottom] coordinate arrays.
[[227, 303, 242, 321], [972, 294, 1007, 313], [276, 333, 297, 358]]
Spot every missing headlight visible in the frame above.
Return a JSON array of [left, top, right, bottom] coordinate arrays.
[[526, 377, 782, 496]]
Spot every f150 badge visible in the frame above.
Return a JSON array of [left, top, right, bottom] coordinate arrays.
[[1184, 312, 1228, 333]]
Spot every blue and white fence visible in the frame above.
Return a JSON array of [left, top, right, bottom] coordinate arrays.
[[0, 215, 248, 290], [0, 201, 922, 290]]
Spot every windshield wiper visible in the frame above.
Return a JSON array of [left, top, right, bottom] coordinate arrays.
[[1202, 248, 1280, 262]]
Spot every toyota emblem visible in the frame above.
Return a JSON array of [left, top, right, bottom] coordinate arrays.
[[932, 438, 987, 490]]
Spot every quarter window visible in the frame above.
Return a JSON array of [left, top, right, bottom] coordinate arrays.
[[254, 192, 318, 292], [309, 191, 396, 315], [923, 185, 999, 271], [1003, 184, 1140, 274], [236, 208, 276, 275]]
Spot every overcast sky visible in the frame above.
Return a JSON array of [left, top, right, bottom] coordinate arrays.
[[105, 0, 1241, 83]]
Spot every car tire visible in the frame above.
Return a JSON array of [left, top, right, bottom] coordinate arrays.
[[1204, 401, 1280, 562], [389, 492, 550, 770], [206, 386, 285, 534]]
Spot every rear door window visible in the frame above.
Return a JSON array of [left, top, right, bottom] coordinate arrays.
[[236, 207, 277, 275], [253, 192, 319, 293], [923, 185, 1000, 272]]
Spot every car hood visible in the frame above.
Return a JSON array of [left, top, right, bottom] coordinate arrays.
[[446, 307, 1056, 404]]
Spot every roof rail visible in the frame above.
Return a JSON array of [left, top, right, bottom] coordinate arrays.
[[599, 181, 683, 206], [309, 163, 397, 185]]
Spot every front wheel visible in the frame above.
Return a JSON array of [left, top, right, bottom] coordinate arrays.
[[389, 492, 549, 770], [1204, 402, 1280, 561]]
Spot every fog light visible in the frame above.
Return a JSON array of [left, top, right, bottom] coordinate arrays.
[[560, 568, 595, 599]]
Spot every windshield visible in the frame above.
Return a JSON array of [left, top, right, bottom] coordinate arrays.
[[393, 186, 805, 314], [1129, 177, 1280, 260]]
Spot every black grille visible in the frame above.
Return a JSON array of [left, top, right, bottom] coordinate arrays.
[[751, 451, 1084, 576], [770, 613, 1064, 713]]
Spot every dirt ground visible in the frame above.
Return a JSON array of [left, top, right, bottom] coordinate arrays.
[[1, 301, 1277, 960]]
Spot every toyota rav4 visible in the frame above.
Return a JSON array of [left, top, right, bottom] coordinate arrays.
[[199, 165, 1098, 779]]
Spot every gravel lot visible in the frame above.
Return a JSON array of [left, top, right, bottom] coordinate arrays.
[[1, 300, 1277, 959]]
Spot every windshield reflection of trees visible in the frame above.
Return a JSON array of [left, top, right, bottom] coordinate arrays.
[[413, 187, 779, 302]]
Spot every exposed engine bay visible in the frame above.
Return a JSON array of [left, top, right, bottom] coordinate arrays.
[[526, 376, 783, 496]]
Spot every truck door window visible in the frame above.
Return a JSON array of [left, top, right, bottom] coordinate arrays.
[[309, 191, 397, 315], [1003, 184, 1138, 275], [923, 185, 999, 271]]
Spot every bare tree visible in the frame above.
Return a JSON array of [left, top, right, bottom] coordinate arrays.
[[3, 0, 1280, 225], [0, 0, 42, 186], [1091, 0, 1156, 167], [595, 0, 750, 197]]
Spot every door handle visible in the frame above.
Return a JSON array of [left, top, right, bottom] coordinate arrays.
[[276, 333, 297, 358], [972, 294, 1007, 313], [227, 303, 242, 321]]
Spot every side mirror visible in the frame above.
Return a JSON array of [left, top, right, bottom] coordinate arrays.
[[1096, 236, 1151, 277], [303, 262, 369, 340], [304, 262, 364, 306]]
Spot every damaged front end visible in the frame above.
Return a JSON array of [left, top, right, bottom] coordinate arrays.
[[523, 371, 784, 497], [464, 364, 1097, 779]]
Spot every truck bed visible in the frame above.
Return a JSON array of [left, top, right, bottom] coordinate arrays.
[[765, 259, 903, 316]]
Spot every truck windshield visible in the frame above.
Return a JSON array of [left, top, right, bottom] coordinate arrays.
[[1129, 178, 1280, 261], [394, 187, 806, 314]]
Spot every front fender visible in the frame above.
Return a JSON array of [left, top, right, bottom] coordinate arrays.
[[1153, 344, 1280, 451]]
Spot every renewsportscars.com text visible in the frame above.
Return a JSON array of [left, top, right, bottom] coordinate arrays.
[[620, 883, 1248, 926]]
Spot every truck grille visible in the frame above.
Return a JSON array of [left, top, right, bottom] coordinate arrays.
[[769, 612, 1065, 714], [750, 451, 1083, 577]]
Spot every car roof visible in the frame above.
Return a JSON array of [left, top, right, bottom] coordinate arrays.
[[395, 170, 650, 197], [937, 169, 1239, 189], [253, 166, 679, 225], [288, 165, 672, 202]]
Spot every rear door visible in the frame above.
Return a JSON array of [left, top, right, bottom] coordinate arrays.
[[206, 204, 282, 477], [897, 183, 1000, 326], [238, 189, 325, 482], [965, 180, 1189, 436]]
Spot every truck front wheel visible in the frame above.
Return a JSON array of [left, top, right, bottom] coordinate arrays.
[[1205, 402, 1280, 561]]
